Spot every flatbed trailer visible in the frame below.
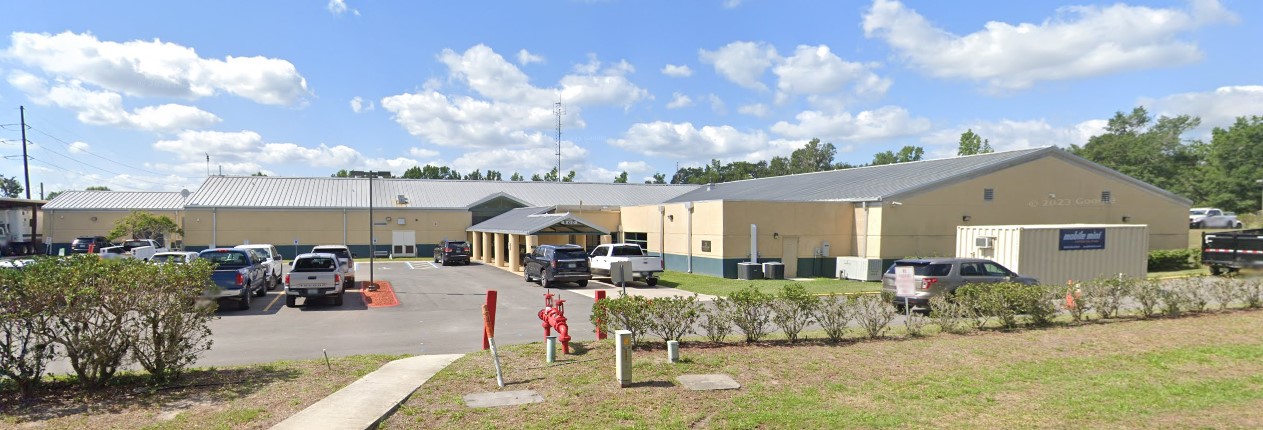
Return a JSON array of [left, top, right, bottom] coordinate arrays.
[[1201, 228, 1263, 275]]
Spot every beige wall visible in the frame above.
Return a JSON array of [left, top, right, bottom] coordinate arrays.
[[620, 200, 855, 260], [877, 156, 1188, 258], [182, 208, 471, 247], [46, 209, 184, 244]]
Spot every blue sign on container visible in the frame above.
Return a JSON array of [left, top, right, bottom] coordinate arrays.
[[1059, 228, 1106, 250]]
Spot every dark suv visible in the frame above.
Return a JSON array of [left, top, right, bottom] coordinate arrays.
[[433, 240, 471, 266], [523, 244, 590, 287], [70, 236, 113, 254]]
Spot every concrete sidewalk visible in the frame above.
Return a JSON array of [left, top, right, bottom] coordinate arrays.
[[271, 353, 463, 430]]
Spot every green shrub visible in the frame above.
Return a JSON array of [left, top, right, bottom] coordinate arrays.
[[728, 286, 773, 342], [0, 262, 58, 399], [903, 312, 929, 337], [1147, 248, 1199, 272], [1134, 279, 1163, 318], [1180, 277, 1210, 312], [928, 295, 974, 334], [770, 284, 816, 342], [1209, 276, 1238, 311], [956, 282, 1056, 329], [645, 295, 702, 342], [1239, 278, 1263, 308], [851, 294, 895, 339], [699, 298, 733, 343], [130, 259, 217, 384], [594, 295, 652, 346], [1081, 276, 1136, 319], [814, 294, 852, 342]]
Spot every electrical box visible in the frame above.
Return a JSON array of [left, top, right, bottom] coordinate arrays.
[[836, 257, 884, 281]]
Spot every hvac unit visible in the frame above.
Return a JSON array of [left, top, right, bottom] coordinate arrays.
[[836, 257, 884, 281], [974, 236, 995, 249]]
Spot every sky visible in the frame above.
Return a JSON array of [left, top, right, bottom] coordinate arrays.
[[1, 0, 1261, 196]]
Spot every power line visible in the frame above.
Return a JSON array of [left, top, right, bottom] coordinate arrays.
[[25, 138, 174, 188], [27, 156, 142, 191], [27, 125, 195, 179]]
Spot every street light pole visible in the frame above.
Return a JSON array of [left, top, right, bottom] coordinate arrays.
[[1256, 179, 1262, 221], [369, 173, 375, 291]]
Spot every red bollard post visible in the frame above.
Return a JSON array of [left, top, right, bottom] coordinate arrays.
[[595, 290, 607, 340], [483, 290, 497, 350]]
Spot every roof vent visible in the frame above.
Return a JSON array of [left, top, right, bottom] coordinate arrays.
[[396, 194, 409, 205], [706, 183, 714, 191]]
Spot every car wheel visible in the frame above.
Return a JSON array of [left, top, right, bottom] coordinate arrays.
[[240, 289, 252, 310], [577, 280, 588, 287], [1192, 221, 1203, 229], [524, 269, 533, 283], [646, 277, 659, 287], [1234, 221, 1244, 229], [286, 295, 297, 308], [254, 282, 266, 297], [541, 276, 551, 289], [271, 273, 281, 290], [332, 292, 344, 307]]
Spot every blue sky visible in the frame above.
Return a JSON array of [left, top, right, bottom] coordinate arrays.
[[1, 0, 1261, 195]]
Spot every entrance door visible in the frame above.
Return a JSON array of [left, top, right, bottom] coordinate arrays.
[[782, 236, 799, 278], [392, 230, 417, 257]]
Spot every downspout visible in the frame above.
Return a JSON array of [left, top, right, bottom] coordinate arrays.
[[685, 202, 694, 273], [342, 208, 348, 245], [211, 208, 217, 248], [657, 205, 665, 262], [860, 201, 869, 258]]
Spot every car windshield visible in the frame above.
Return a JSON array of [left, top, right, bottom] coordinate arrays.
[[294, 257, 337, 272], [555, 249, 588, 260], [1190, 209, 1207, 215], [201, 251, 248, 268], [887, 262, 952, 276], [123, 240, 149, 249], [315, 248, 350, 260]]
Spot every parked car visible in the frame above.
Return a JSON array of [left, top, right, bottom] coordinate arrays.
[[70, 236, 112, 254], [588, 243, 664, 286], [433, 239, 471, 266], [118, 238, 169, 261], [523, 244, 591, 288], [1189, 207, 1243, 229], [236, 244, 283, 290], [197, 248, 268, 310], [311, 245, 356, 289], [881, 257, 1039, 311], [151, 251, 199, 264], [284, 252, 345, 307], [97, 245, 128, 260]]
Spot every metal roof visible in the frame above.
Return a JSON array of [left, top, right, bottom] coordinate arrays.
[[467, 207, 609, 235], [43, 191, 186, 210], [666, 146, 1192, 205], [187, 176, 700, 209]]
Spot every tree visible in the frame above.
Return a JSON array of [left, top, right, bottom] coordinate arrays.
[[106, 211, 182, 242], [1069, 106, 1203, 199], [402, 166, 423, 179], [464, 170, 484, 181], [1202, 116, 1263, 213], [531, 173, 544, 181], [485, 170, 502, 181], [789, 138, 836, 174], [541, 167, 576, 182], [511, 172, 524, 181], [645, 173, 666, 184], [251, 171, 267, 176], [957, 129, 993, 156], [332, 169, 350, 178], [0, 176, 23, 198], [44, 191, 62, 200], [872, 146, 924, 165], [85, 186, 111, 191], [614, 171, 629, 183]]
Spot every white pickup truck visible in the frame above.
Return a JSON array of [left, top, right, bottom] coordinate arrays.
[[101, 239, 169, 261], [588, 243, 664, 286], [1190, 208, 1244, 229], [284, 253, 345, 307]]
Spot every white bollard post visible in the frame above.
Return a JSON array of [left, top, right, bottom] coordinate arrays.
[[545, 336, 557, 363], [615, 330, 632, 387], [666, 340, 679, 363]]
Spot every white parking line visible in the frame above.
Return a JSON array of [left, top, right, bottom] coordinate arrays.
[[406, 262, 415, 270]]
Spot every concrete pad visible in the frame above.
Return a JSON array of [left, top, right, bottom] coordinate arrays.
[[677, 374, 741, 391], [463, 390, 545, 408], [271, 354, 462, 430]]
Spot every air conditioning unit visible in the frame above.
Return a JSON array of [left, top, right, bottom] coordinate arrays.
[[974, 236, 995, 248], [836, 257, 884, 281]]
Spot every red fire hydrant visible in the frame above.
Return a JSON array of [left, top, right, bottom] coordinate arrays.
[[538, 293, 571, 354]]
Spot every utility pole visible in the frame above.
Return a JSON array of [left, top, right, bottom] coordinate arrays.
[[20, 106, 30, 199], [554, 100, 564, 182]]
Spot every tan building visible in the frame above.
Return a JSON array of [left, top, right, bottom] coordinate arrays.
[[43, 147, 1191, 279]]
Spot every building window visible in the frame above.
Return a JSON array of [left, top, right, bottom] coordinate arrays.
[[983, 188, 994, 201], [624, 232, 648, 249], [1101, 191, 1112, 203]]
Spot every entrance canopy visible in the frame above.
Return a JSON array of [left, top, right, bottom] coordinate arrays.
[[467, 207, 608, 236]]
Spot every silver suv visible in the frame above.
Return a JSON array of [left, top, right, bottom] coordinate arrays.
[[881, 258, 1038, 310]]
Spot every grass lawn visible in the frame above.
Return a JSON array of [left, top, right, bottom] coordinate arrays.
[[0, 354, 406, 429], [385, 310, 1263, 429], [659, 270, 881, 296]]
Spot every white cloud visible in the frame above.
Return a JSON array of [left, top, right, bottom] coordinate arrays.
[[770, 106, 932, 142], [6, 31, 311, 105], [738, 103, 769, 117], [699, 41, 777, 90], [666, 92, 693, 109], [1145, 85, 1263, 132], [773, 45, 891, 102], [862, 0, 1236, 90], [450, 140, 589, 177], [517, 49, 544, 65], [328, 0, 359, 16], [661, 64, 693, 77], [616, 161, 650, 173], [152, 130, 375, 170], [609, 121, 769, 159], [350, 96, 374, 113], [723, 0, 743, 9], [919, 119, 1105, 158], [407, 147, 440, 159], [708, 94, 726, 114], [9, 71, 221, 132], [386, 45, 650, 148], [68, 141, 90, 153]]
